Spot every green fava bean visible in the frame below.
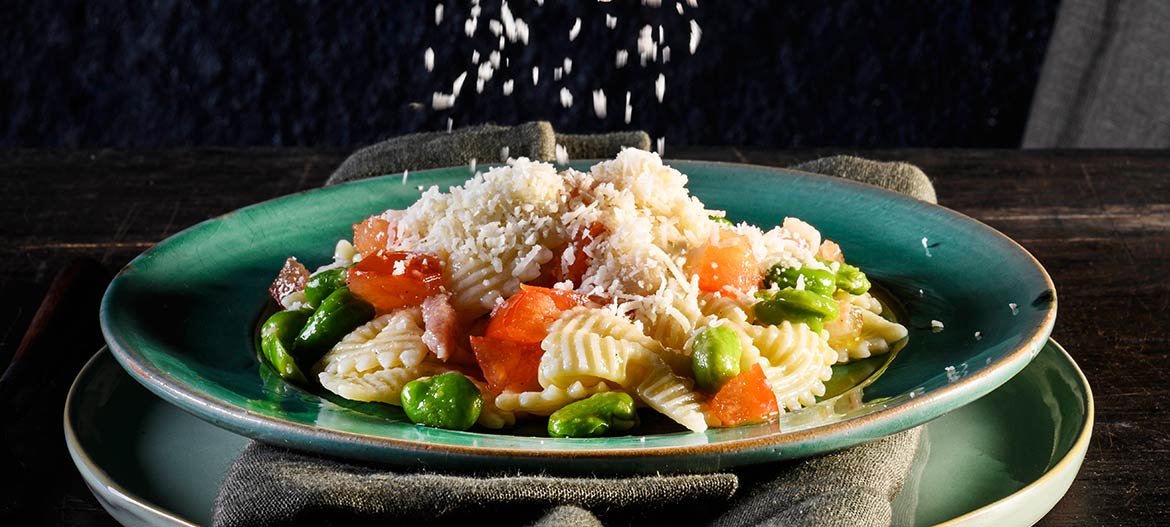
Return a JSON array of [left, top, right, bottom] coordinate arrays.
[[401, 373, 483, 430], [303, 267, 349, 308], [691, 325, 743, 391], [764, 264, 837, 296], [294, 286, 375, 365], [548, 392, 640, 438], [834, 262, 871, 295], [259, 309, 312, 383], [754, 289, 840, 332]]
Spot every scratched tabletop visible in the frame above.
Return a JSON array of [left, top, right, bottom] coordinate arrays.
[[0, 148, 1166, 525]]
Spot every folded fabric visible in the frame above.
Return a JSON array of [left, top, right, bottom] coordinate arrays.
[[789, 155, 936, 204], [213, 127, 937, 527], [214, 429, 922, 527], [325, 121, 650, 186]]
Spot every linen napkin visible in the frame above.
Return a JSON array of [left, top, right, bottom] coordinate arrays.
[[213, 124, 936, 527], [325, 121, 651, 186]]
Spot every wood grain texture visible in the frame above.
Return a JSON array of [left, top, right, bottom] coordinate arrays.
[[1, 148, 1166, 525]]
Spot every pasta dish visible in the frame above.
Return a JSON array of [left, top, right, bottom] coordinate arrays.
[[260, 148, 907, 436]]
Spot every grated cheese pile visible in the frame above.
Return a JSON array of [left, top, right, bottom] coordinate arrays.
[[387, 148, 821, 324]]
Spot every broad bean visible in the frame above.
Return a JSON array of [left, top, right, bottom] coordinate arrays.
[[691, 325, 743, 391], [303, 267, 349, 308], [259, 309, 311, 383], [754, 289, 840, 332], [547, 392, 640, 438], [763, 264, 837, 296], [401, 372, 484, 430], [294, 286, 374, 364]]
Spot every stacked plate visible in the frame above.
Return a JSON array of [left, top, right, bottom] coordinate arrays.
[[71, 161, 1092, 525]]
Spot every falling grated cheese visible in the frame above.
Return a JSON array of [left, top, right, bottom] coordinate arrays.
[[689, 20, 702, 54], [592, 89, 607, 119], [432, 92, 455, 110], [569, 18, 581, 41], [452, 72, 467, 97]]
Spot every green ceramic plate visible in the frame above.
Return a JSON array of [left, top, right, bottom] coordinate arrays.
[[100, 161, 1057, 473], [65, 340, 1092, 526]]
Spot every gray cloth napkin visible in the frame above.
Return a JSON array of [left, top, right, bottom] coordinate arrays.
[[789, 156, 936, 204], [214, 429, 922, 527], [325, 121, 651, 186], [213, 126, 937, 527]]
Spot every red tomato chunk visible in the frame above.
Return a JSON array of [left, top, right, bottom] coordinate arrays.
[[690, 231, 760, 297], [347, 251, 444, 313], [524, 284, 592, 311], [472, 285, 589, 392], [709, 364, 779, 427], [352, 215, 394, 257], [469, 335, 544, 393], [486, 289, 561, 344]]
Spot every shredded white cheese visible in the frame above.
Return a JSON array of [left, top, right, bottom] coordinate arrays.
[[386, 149, 826, 331]]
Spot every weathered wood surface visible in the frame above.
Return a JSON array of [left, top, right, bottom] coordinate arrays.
[[1, 148, 1166, 525]]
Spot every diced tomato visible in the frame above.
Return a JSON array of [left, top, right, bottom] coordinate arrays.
[[486, 289, 560, 344], [553, 222, 606, 286], [269, 257, 309, 303], [469, 335, 544, 392], [709, 364, 779, 427], [346, 251, 444, 313], [485, 285, 588, 344], [352, 213, 400, 257], [520, 284, 591, 310], [472, 285, 590, 392], [690, 231, 761, 296]]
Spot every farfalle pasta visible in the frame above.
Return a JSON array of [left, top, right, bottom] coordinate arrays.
[[260, 148, 908, 436]]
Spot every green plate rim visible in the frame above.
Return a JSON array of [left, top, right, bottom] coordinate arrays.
[[64, 349, 200, 527], [99, 159, 1057, 470], [936, 338, 1094, 526], [65, 339, 1091, 525]]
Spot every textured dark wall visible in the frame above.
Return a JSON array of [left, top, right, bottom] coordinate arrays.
[[1, 0, 1059, 147]]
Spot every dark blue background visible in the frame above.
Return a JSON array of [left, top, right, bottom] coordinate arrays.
[[0, 0, 1059, 147]]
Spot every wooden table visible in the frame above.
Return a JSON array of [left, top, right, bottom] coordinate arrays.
[[2, 148, 1166, 525]]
